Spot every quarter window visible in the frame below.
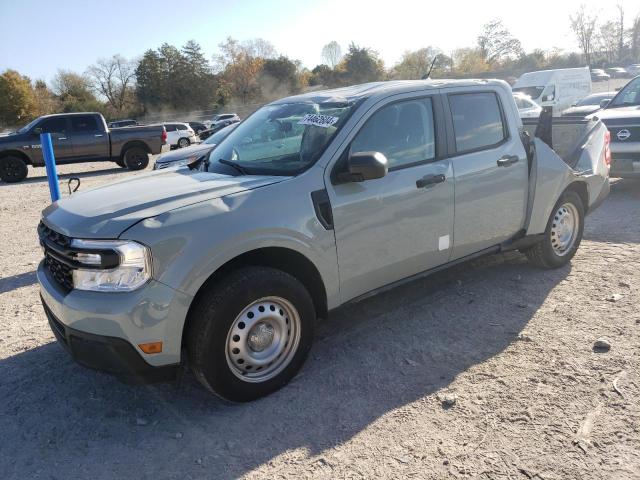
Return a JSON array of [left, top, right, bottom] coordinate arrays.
[[449, 93, 506, 153], [351, 98, 435, 169]]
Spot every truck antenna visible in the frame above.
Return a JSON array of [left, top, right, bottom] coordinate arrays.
[[422, 55, 439, 80]]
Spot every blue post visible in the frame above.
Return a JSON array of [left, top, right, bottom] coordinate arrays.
[[41, 133, 60, 202]]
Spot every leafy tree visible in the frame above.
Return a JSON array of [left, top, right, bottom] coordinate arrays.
[[452, 48, 490, 74], [630, 14, 640, 61], [321, 41, 342, 68], [214, 37, 268, 104], [391, 47, 449, 79], [598, 20, 620, 64], [51, 70, 101, 112], [0, 69, 36, 126], [340, 43, 384, 85], [309, 64, 337, 87], [32, 79, 58, 117], [570, 5, 597, 66], [135, 49, 164, 110], [259, 56, 301, 100], [477, 19, 523, 66]]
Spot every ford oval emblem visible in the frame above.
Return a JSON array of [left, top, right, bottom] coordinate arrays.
[[617, 129, 631, 141]]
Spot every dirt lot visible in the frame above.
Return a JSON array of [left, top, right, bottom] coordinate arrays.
[[0, 161, 639, 480]]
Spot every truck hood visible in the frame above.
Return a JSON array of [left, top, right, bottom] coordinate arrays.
[[42, 169, 288, 238], [155, 143, 215, 166]]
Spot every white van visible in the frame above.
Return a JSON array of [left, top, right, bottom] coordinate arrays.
[[512, 67, 591, 115]]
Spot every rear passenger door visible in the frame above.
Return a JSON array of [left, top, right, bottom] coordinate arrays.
[[165, 124, 178, 146], [444, 90, 528, 260], [68, 115, 109, 161]]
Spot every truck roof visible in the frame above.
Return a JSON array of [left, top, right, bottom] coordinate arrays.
[[271, 79, 509, 105], [37, 112, 102, 119]]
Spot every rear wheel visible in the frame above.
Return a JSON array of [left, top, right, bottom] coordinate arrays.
[[122, 146, 149, 170], [524, 190, 584, 268], [0, 156, 28, 183], [178, 138, 190, 148], [187, 266, 315, 402]]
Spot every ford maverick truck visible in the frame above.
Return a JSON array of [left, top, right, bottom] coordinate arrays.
[[37, 80, 610, 401]]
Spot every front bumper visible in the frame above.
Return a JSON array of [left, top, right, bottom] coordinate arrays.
[[160, 143, 171, 154], [37, 260, 192, 383]]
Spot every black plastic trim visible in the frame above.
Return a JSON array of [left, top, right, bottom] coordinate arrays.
[[41, 296, 180, 385], [311, 189, 334, 230]]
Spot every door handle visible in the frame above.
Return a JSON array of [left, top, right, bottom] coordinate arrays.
[[416, 173, 446, 189], [57, 137, 67, 140], [94, 134, 104, 137], [497, 155, 519, 167]]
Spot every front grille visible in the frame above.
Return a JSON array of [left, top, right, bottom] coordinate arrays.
[[38, 221, 74, 293]]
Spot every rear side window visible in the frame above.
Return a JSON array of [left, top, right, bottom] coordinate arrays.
[[449, 93, 506, 153], [165, 124, 177, 132], [177, 124, 188, 130], [351, 98, 436, 169], [39, 117, 67, 133], [70, 115, 99, 132]]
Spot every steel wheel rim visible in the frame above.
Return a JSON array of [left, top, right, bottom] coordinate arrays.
[[550, 202, 579, 256], [225, 296, 301, 383], [1, 159, 21, 179]]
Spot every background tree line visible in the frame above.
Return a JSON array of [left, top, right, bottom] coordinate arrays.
[[1, 5, 640, 129]]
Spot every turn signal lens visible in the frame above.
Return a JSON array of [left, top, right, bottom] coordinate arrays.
[[138, 342, 163, 354]]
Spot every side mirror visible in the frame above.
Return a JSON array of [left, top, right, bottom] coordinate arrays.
[[599, 99, 610, 108], [339, 151, 388, 183]]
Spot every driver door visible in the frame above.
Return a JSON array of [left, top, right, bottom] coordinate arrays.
[[30, 117, 74, 165], [326, 94, 455, 302]]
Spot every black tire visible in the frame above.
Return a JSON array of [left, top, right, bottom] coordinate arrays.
[[187, 266, 316, 402], [524, 190, 584, 268], [178, 138, 190, 148], [0, 155, 28, 183], [122, 146, 149, 170], [114, 158, 126, 168]]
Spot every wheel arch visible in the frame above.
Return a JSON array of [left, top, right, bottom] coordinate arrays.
[[0, 149, 31, 165], [119, 140, 151, 160], [182, 246, 328, 346], [564, 180, 588, 212]]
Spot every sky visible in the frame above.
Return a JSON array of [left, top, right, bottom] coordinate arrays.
[[1, 0, 638, 83]]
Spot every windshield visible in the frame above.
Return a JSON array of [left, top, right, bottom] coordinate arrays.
[[208, 100, 358, 176], [16, 118, 41, 134], [577, 94, 610, 107], [513, 86, 544, 100], [203, 123, 237, 144], [608, 77, 640, 108]]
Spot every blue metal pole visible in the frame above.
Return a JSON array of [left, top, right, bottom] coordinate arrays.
[[40, 133, 60, 202]]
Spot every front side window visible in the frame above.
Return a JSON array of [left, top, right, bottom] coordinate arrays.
[[449, 92, 506, 153], [512, 86, 544, 100], [177, 124, 188, 130], [609, 77, 640, 107], [208, 101, 357, 176], [350, 98, 435, 169], [70, 115, 99, 132]]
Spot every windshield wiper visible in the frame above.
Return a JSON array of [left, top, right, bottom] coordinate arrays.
[[218, 158, 250, 176]]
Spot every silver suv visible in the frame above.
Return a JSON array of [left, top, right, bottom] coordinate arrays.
[[37, 80, 610, 401]]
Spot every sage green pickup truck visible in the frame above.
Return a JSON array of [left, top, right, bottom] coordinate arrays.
[[0, 112, 168, 182], [37, 80, 610, 401]]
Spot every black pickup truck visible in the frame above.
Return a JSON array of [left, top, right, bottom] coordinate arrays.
[[0, 112, 168, 183]]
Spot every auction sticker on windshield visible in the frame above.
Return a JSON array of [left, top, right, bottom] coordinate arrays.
[[298, 114, 339, 128]]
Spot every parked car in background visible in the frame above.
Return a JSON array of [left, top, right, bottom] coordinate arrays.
[[108, 119, 139, 128], [627, 65, 640, 77], [154, 123, 239, 170], [513, 67, 591, 115], [188, 121, 207, 135], [590, 75, 640, 179], [200, 117, 241, 138], [513, 93, 542, 119], [606, 67, 629, 79], [591, 69, 611, 82], [205, 113, 240, 128], [0, 112, 167, 182], [156, 122, 199, 149], [561, 92, 616, 118], [37, 79, 610, 401]]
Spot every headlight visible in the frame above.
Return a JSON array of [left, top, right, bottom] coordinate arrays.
[[71, 239, 152, 292]]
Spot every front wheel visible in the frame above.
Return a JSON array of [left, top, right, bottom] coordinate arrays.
[[0, 156, 28, 183], [187, 267, 315, 402], [524, 190, 584, 268]]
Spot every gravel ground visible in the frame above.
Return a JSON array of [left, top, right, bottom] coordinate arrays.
[[0, 161, 639, 480]]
